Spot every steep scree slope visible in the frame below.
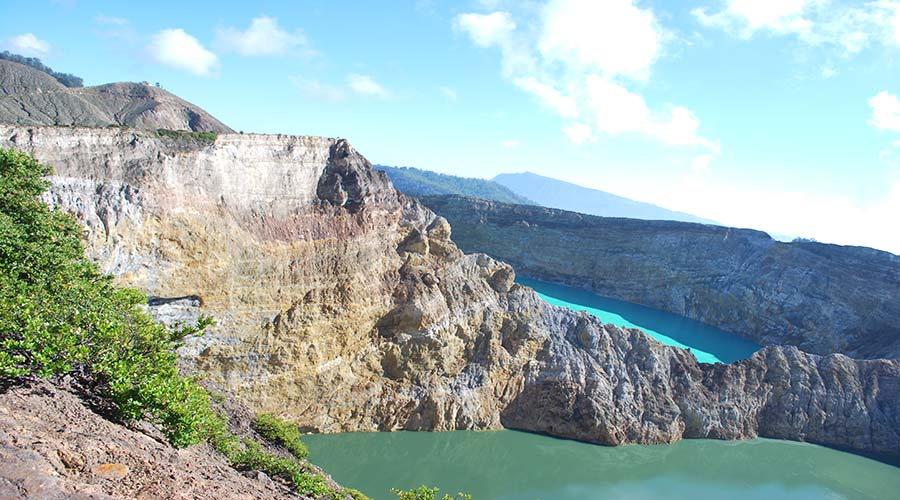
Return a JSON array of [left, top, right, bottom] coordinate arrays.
[[0, 60, 232, 132]]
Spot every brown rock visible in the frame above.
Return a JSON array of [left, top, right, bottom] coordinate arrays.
[[92, 463, 129, 480]]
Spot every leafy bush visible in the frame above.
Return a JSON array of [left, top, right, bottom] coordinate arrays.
[[0, 147, 217, 446], [252, 413, 310, 460], [217, 436, 367, 500], [391, 486, 472, 500], [0, 51, 83, 87], [156, 128, 218, 143]]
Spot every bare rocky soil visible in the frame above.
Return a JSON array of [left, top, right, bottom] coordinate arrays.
[[0, 379, 314, 500]]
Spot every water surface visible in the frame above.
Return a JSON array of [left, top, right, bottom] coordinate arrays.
[[519, 277, 761, 363], [305, 430, 900, 500]]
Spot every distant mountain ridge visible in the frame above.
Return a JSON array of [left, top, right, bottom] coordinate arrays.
[[493, 171, 718, 225], [0, 58, 232, 132], [376, 165, 535, 204]]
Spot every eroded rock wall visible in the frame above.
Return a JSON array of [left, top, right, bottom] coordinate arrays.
[[3, 126, 898, 458], [422, 195, 900, 359]]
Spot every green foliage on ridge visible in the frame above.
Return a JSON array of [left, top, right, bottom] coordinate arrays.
[[156, 128, 218, 143]]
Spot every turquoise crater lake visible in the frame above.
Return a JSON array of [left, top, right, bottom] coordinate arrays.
[[518, 277, 761, 363], [305, 430, 900, 500], [304, 278, 899, 500]]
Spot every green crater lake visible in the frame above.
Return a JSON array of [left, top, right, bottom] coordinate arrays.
[[305, 277, 898, 499], [305, 430, 900, 500], [519, 277, 762, 363]]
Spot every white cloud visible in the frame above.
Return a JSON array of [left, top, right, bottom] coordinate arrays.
[[454, 11, 533, 76], [691, 154, 714, 175], [292, 74, 390, 101], [93, 15, 137, 43], [584, 76, 719, 150], [347, 74, 388, 98], [888, 2, 900, 43], [693, 0, 810, 38], [216, 16, 310, 57], [3, 33, 51, 56], [290, 76, 346, 102], [821, 66, 837, 78], [455, 12, 516, 47], [513, 76, 579, 118], [148, 29, 218, 76], [502, 139, 520, 149], [540, 0, 662, 80], [869, 91, 900, 132], [693, 0, 900, 54], [94, 15, 128, 26], [455, 2, 716, 152], [439, 86, 458, 100], [563, 122, 594, 144]]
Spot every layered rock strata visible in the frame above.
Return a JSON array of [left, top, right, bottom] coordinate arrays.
[[3, 125, 898, 459], [422, 195, 900, 359]]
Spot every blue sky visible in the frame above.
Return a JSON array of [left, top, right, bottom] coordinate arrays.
[[3, 0, 900, 253]]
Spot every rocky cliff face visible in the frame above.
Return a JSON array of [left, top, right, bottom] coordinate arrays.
[[422, 195, 900, 360], [0, 60, 232, 132], [3, 125, 899, 460]]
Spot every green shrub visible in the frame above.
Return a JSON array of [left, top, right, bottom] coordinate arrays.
[[156, 128, 218, 143], [0, 147, 219, 446], [252, 413, 309, 460], [391, 486, 472, 500]]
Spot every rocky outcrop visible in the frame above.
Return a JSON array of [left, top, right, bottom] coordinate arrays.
[[0, 60, 232, 132], [500, 295, 900, 456], [0, 379, 324, 500], [422, 195, 900, 360], [3, 125, 899, 460]]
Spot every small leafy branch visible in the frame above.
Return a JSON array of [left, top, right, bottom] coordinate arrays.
[[392, 486, 472, 500]]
